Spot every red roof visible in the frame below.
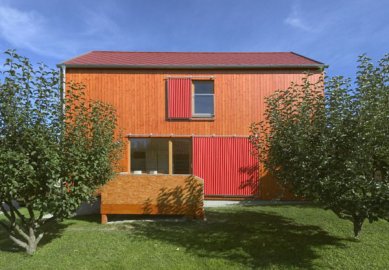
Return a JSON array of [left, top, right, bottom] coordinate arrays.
[[60, 51, 323, 69]]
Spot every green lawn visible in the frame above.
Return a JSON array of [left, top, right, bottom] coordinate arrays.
[[1, 204, 389, 269]]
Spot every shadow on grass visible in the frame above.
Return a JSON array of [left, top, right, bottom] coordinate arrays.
[[0, 220, 70, 253], [70, 214, 101, 224], [129, 208, 346, 269]]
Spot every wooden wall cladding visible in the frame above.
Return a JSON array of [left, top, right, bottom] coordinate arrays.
[[66, 68, 321, 173], [66, 68, 322, 136]]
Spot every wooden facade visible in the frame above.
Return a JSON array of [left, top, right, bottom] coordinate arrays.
[[66, 68, 322, 173]]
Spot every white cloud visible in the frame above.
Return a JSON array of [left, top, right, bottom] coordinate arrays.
[[0, 4, 124, 60], [284, 2, 313, 32], [0, 6, 56, 56]]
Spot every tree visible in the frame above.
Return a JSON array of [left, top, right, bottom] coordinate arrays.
[[249, 54, 389, 237], [0, 50, 122, 254]]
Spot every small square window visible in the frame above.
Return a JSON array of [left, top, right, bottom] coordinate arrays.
[[193, 81, 214, 117]]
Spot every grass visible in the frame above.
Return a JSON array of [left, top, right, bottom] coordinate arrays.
[[1, 205, 389, 269]]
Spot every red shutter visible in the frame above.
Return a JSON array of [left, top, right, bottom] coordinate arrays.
[[192, 137, 258, 196], [167, 78, 192, 119]]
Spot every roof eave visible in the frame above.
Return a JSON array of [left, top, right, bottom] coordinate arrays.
[[57, 63, 325, 69]]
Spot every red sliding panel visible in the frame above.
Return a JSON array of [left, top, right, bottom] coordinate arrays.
[[192, 137, 258, 196], [167, 78, 192, 119]]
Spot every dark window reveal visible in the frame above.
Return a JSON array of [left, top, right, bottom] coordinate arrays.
[[173, 139, 191, 174]]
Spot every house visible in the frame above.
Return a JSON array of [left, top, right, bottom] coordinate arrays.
[[58, 51, 323, 222]]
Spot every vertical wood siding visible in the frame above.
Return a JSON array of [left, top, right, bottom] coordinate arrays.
[[66, 68, 322, 172], [192, 137, 258, 196], [66, 69, 321, 136], [167, 78, 192, 119]]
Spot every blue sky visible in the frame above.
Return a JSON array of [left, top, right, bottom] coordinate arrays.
[[0, 0, 388, 79]]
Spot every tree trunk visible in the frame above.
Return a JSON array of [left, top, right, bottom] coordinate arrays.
[[25, 240, 38, 256], [352, 216, 365, 238], [9, 225, 44, 255]]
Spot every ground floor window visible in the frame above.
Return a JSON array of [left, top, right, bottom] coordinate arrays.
[[172, 139, 191, 174], [130, 138, 191, 174], [131, 138, 169, 174]]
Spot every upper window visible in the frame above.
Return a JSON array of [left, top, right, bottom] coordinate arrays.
[[167, 78, 214, 120], [193, 81, 214, 117]]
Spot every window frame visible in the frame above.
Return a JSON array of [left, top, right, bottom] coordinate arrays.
[[128, 137, 192, 175], [130, 138, 169, 175], [192, 80, 215, 118]]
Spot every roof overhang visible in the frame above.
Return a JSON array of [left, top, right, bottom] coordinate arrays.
[[57, 63, 325, 70]]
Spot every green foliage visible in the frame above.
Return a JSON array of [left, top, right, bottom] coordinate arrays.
[[249, 54, 389, 237], [0, 50, 122, 254]]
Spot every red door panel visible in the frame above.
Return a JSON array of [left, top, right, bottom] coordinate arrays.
[[192, 137, 258, 196]]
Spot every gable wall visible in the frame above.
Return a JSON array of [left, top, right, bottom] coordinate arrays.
[[66, 68, 322, 172]]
